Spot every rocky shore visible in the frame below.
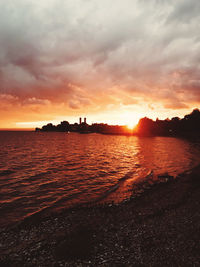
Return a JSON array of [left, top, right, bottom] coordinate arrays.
[[0, 165, 199, 266]]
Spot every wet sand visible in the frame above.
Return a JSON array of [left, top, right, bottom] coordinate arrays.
[[0, 165, 199, 266]]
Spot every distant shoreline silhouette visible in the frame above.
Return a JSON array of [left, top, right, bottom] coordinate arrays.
[[36, 109, 200, 137]]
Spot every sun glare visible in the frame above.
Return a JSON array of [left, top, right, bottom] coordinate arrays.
[[126, 123, 137, 130], [124, 114, 141, 130]]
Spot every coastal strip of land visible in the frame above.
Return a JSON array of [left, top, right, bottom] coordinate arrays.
[[0, 165, 199, 266]]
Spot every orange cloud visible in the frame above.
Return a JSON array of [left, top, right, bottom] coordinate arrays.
[[0, 0, 200, 128]]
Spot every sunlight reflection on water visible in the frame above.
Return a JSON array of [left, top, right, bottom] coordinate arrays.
[[0, 131, 199, 227]]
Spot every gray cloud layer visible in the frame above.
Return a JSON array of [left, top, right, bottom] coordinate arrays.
[[0, 0, 200, 114]]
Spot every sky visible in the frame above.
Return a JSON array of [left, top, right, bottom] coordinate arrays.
[[0, 0, 200, 129]]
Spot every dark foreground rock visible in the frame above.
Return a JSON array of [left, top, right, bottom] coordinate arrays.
[[0, 165, 200, 266]]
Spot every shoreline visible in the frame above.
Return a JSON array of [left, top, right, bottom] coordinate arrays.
[[0, 168, 177, 231], [0, 164, 199, 266]]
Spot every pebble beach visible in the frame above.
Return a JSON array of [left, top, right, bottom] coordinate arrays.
[[0, 164, 199, 266]]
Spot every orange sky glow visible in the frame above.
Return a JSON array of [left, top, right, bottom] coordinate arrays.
[[0, 0, 199, 129]]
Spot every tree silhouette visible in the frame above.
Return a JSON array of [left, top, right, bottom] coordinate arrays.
[[36, 109, 200, 137]]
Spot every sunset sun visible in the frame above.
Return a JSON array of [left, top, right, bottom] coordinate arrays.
[[126, 122, 137, 130]]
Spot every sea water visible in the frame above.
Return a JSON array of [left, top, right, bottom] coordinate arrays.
[[0, 131, 200, 227]]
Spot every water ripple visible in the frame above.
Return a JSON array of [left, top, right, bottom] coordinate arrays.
[[0, 131, 200, 227]]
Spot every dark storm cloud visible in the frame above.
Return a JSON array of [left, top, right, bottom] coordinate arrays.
[[166, 0, 200, 23], [0, 0, 200, 112]]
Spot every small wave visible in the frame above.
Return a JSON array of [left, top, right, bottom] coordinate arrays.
[[24, 171, 51, 181], [95, 169, 153, 204], [0, 195, 23, 205], [110, 170, 118, 174], [12, 165, 29, 171], [38, 181, 58, 189], [92, 170, 136, 203], [98, 171, 109, 178], [0, 169, 15, 176], [135, 164, 141, 168], [63, 162, 78, 167], [0, 196, 27, 212], [63, 167, 81, 171], [47, 192, 82, 210], [118, 170, 135, 182], [94, 183, 119, 203]]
